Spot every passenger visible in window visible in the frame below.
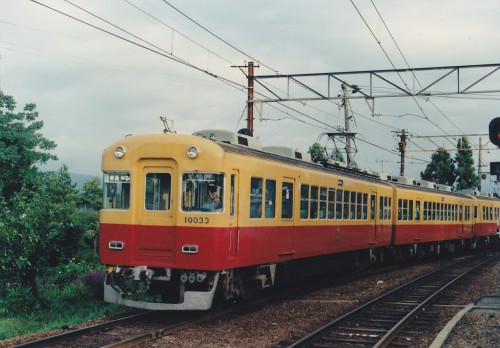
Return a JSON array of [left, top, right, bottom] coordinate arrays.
[[203, 184, 221, 211]]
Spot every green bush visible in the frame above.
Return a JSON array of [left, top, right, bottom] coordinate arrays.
[[44, 259, 98, 286], [0, 285, 38, 316]]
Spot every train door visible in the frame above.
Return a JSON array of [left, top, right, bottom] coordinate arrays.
[[227, 170, 239, 261], [136, 162, 176, 264]]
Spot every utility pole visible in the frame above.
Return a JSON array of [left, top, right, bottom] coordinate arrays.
[[398, 129, 407, 176], [342, 83, 354, 167], [247, 62, 254, 134], [478, 137, 483, 191]]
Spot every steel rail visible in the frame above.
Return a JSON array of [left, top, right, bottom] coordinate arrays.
[[372, 254, 498, 348], [288, 253, 499, 348], [12, 311, 152, 348]]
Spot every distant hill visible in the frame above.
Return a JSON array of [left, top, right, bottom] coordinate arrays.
[[71, 173, 99, 191]]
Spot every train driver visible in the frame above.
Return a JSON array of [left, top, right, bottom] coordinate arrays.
[[202, 184, 221, 212]]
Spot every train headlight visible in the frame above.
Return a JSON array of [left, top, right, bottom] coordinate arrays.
[[114, 146, 126, 158], [187, 146, 199, 159]]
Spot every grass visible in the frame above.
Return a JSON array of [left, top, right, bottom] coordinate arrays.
[[0, 281, 126, 341]]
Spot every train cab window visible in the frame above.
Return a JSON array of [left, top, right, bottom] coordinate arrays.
[[300, 184, 309, 219], [328, 188, 335, 219], [265, 179, 276, 218], [415, 201, 421, 220], [250, 177, 263, 218], [145, 173, 171, 211], [319, 187, 327, 219], [310, 186, 319, 219], [408, 200, 413, 220], [474, 206, 478, 219], [103, 173, 131, 209], [182, 172, 224, 213], [281, 182, 294, 219]]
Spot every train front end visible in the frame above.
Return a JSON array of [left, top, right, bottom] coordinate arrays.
[[99, 133, 229, 310]]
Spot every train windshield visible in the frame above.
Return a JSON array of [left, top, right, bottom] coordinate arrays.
[[103, 173, 131, 209], [182, 172, 224, 213]]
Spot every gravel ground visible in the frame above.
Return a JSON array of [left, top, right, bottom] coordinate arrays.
[[2, 256, 499, 348], [160, 257, 500, 348]]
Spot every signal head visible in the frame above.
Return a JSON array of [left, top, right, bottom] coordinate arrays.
[[489, 117, 500, 147]]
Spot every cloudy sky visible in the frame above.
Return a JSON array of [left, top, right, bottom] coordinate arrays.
[[1, 1, 500, 191]]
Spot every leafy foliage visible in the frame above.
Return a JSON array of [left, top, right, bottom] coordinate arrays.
[[0, 166, 79, 299], [454, 137, 479, 190], [79, 176, 102, 211], [0, 91, 57, 203], [308, 142, 325, 161], [420, 148, 456, 185]]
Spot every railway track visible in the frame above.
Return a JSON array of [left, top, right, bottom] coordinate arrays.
[[11, 310, 204, 348], [287, 252, 499, 348]]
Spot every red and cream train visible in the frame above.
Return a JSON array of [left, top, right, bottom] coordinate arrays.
[[99, 129, 500, 310]]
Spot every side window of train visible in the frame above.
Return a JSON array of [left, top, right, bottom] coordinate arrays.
[[362, 193, 368, 220], [319, 187, 327, 219], [350, 192, 356, 219], [300, 184, 309, 219], [281, 182, 294, 219], [230, 175, 236, 217], [343, 191, 350, 219], [145, 173, 171, 211], [250, 177, 263, 218], [328, 188, 335, 219], [386, 197, 392, 220], [265, 179, 276, 218], [336, 189, 343, 219], [379, 197, 384, 220], [370, 194, 375, 220], [356, 193, 362, 219], [415, 201, 420, 220], [310, 186, 319, 219]]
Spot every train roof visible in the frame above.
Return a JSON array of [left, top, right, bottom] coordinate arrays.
[[193, 129, 499, 201]]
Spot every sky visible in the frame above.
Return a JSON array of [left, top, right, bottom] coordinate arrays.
[[1, 0, 500, 192]]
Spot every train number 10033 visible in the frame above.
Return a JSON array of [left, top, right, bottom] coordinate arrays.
[[185, 216, 210, 224]]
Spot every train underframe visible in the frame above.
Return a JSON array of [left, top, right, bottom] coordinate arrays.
[[104, 235, 498, 310]]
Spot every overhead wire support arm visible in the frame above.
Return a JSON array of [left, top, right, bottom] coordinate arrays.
[[252, 63, 500, 103]]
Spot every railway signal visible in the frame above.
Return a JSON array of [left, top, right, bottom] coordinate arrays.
[[489, 117, 500, 147]]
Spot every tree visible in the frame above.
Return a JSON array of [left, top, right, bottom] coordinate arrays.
[[0, 166, 78, 300], [308, 142, 324, 161], [420, 148, 455, 185], [79, 176, 102, 211], [0, 91, 57, 203], [454, 136, 479, 190], [76, 177, 103, 254]]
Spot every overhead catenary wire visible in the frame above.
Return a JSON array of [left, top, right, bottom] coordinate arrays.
[[161, 0, 280, 75], [351, 0, 457, 147], [122, 0, 236, 67], [29, 0, 247, 92]]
